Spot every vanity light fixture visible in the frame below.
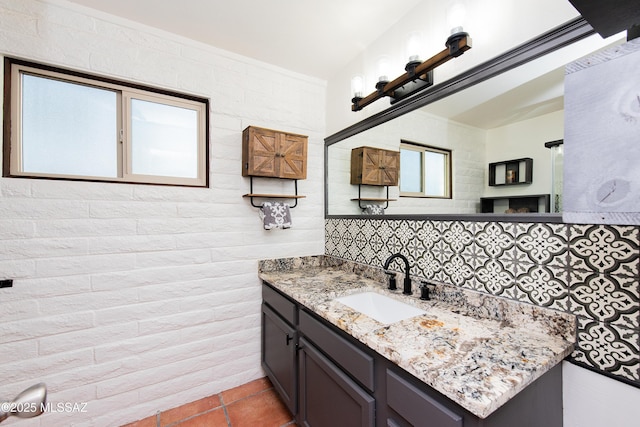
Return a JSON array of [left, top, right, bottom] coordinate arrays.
[[352, 25, 472, 111]]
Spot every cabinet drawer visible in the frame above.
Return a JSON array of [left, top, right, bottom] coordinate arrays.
[[262, 284, 297, 325], [299, 310, 375, 392], [386, 369, 462, 427]]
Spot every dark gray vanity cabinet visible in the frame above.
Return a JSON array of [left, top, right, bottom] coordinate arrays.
[[261, 286, 298, 414], [298, 338, 375, 427], [298, 310, 376, 427], [261, 283, 563, 427]]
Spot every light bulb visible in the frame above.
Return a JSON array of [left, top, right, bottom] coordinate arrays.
[[406, 31, 423, 63], [446, 2, 467, 35], [351, 75, 364, 98], [377, 56, 391, 83]]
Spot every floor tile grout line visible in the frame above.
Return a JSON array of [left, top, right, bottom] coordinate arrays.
[[221, 399, 232, 427], [220, 386, 277, 408], [151, 384, 283, 427], [220, 387, 284, 427], [162, 400, 227, 427]]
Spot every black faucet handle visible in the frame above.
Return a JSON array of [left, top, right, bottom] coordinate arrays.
[[420, 280, 435, 300], [385, 271, 397, 290]]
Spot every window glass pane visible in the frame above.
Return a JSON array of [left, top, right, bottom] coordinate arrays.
[[400, 148, 422, 193], [21, 74, 118, 177], [130, 98, 198, 179], [424, 151, 446, 197]]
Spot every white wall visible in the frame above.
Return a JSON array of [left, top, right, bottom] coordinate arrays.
[[563, 362, 640, 427], [483, 110, 563, 199], [0, 1, 325, 426]]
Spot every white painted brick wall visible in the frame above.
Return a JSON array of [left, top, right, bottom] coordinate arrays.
[[0, 1, 326, 426]]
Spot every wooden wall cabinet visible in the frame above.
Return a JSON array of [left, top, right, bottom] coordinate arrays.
[[350, 146, 399, 186], [242, 126, 307, 179]]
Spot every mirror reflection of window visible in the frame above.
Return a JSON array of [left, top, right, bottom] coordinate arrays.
[[399, 141, 451, 198], [400, 147, 423, 193]]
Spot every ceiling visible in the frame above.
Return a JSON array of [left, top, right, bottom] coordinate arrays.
[[64, 1, 625, 130], [67, 0, 424, 80]]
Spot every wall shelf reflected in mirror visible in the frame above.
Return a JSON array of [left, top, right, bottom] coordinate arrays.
[[488, 158, 533, 186]]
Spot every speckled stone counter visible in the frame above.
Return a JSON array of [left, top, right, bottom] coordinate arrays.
[[259, 255, 576, 419]]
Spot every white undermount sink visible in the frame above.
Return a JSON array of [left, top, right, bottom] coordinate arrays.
[[334, 291, 426, 325]]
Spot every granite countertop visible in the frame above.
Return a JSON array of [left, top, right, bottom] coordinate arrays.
[[259, 255, 576, 419]]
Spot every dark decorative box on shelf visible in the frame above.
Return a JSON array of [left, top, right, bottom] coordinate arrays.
[[480, 194, 550, 213], [488, 158, 533, 186]]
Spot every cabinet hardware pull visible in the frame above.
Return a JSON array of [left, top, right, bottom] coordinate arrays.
[[286, 333, 293, 345]]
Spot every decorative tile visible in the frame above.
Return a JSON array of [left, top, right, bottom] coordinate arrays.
[[499, 284, 535, 304], [569, 224, 639, 276], [441, 254, 475, 286], [326, 218, 640, 387], [442, 221, 474, 253], [569, 272, 640, 329], [570, 317, 639, 383], [515, 222, 569, 267], [432, 238, 455, 266], [474, 222, 515, 258], [385, 234, 405, 258], [495, 247, 534, 279], [345, 218, 360, 238], [414, 249, 442, 280], [459, 276, 486, 292], [474, 258, 515, 296], [415, 220, 442, 251], [433, 220, 454, 235], [394, 219, 416, 246], [515, 265, 569, 310]]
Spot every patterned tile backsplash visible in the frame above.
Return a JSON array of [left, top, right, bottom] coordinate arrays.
[[325, 218, 640, 387]]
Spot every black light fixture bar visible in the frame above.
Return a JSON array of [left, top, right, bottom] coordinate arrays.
[[352, 33, 472, 111]]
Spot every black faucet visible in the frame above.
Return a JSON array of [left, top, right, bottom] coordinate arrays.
[[383, 253, 412, 295]]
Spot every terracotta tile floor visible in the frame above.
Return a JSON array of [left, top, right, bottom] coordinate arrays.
[[121, 377, 296, 427]]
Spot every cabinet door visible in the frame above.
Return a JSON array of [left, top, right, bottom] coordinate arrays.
[[279, 133, 307, 179], [379, 150, 399, 186], [262, 303, 297, 414], [360, 147, 384, 185], [298, 338, 375, 427], [244, 127, 279, 177]]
